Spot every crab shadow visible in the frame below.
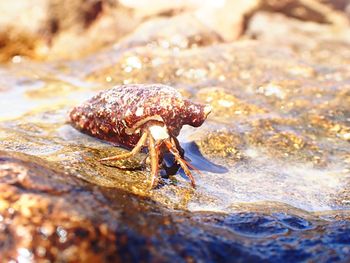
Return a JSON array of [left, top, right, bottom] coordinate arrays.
[[163, 141, 228, 177]]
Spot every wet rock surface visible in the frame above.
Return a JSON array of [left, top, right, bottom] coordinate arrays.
[[1, 151, 350, 262], [1, 0, 350, 261]]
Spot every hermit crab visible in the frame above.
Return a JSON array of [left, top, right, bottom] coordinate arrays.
[[69, 84, 211, 188]]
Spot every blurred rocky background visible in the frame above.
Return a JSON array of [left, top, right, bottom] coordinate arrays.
[[1, 0, 349, 62]]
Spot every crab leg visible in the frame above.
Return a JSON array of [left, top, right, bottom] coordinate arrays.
[[148, 134, 160, 188], [171, 136, 185, 158], [164, 139, 196, 188], [99, 131, 148, 162], [162, 136, 182, 176]]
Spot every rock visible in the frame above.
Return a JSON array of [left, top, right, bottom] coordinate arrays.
[[1, 151, 350, 261], [247, 11, 350, 43], [1, 0, 348, 62], [44, 0, 139, 60], [260, 0, 349, 26], [0, 0, 48, 62], [0, 151, 118, 261], [195, 0, 261, 41], [0, 0, 140, 61], [118, 13, 223, 50]]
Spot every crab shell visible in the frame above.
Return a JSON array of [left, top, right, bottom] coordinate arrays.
[[69, 84, 211, 148]]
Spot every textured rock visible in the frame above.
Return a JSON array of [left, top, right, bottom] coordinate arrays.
[[1, 151, 350, 261]]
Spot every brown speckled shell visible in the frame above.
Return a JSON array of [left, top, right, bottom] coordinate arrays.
[[69, 84, 209, 148]]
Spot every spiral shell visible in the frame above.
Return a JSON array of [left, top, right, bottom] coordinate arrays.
[[70, 84, 211, 148]]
